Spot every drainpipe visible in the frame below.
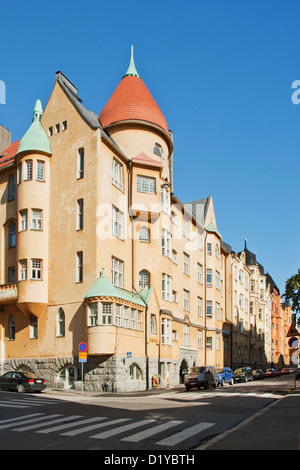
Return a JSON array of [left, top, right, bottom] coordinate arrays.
[[204, 230, 207, 365]]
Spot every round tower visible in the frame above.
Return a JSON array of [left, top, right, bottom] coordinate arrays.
[[15, 99, 52, 318]]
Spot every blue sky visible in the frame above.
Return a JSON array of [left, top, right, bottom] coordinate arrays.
[[1, 0, 299, 295]]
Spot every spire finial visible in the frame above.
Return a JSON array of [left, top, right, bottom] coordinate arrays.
[[244, 238, 247, 250], [123, 45, 140, 78], [33, 99, 43, 122]]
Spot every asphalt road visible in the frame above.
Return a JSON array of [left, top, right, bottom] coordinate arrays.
[[0, 375, 297, 453]]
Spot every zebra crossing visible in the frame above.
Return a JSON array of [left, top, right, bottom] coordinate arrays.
[[0, 395, 60, 409], [0, 412, 216, 447]]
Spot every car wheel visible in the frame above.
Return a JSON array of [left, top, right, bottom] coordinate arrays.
[[221, 378, 225, 386], [230, 378, 234, 385], [17, 383, 25, 393]]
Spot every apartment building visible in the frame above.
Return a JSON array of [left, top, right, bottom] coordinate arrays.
[[0, 49, 291, 391]]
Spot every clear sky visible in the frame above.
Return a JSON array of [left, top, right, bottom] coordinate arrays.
[[1, 0, 299, 296]]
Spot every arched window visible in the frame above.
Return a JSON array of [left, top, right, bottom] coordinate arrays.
[[129, 364, 142, 380], [57, 308, 65, 337], [139, 270, 150, 289], [8, 221, 16, 248], [8, 314, 15, 340]]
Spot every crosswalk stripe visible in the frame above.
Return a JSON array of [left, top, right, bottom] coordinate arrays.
[[155, 421, 215, 446], [122, 420, 184, 442], [90, 419, 156, 439], [61, 418, 129, 437], [0, 414, 62, 430], [0, 401, 30, 408], [0, 413, 43, 425], [15, 415, 83, 432], [37, 417, 106, 434]]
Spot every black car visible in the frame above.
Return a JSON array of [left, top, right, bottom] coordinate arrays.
[[0, 371, 46, 393], [233, 367, 253, 383], [184, 366, 218, 391], [253, 369, 265, 380]]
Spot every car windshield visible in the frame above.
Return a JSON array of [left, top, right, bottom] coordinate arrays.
[[216, 368, 224, 373], [234, 368, 247, 373], [189, 367, 206, 374]]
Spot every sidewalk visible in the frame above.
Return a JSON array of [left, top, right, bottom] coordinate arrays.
[[196, 393, 300, 450]]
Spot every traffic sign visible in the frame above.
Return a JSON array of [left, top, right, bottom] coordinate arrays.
[[288, 337, 299, 348], [79, 342, 87, 352], [79, 352, 87, 362], [286, 324, 300, 338]]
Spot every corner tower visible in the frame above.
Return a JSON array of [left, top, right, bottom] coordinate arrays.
[[16, 99, 52, 319], [99, 46, 173, 183]]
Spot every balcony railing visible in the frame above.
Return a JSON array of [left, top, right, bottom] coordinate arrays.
[[0, 283, 18, 303]]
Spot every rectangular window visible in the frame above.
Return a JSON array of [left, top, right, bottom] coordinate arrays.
[[76, 251, 83, 282], [197, 297, 203, 317], [25, 160, 33, 180], [32, 209, 42, 230], [216, 302, 221, 320], [62, 120, 67, 131], [137, 175, 156, 194], [130, 308, 136, 329], [161, 187, 171, 215], [112, 158, 124, 191], [183, 289, 190, 311], [31, 259, 42, 280], [206, 336, 212, 349], [19, 210, 28, 231], [101, 303, 112, 325], [183, 253, 190, 276], [197, 263, 203, 284], [207, 243, 212, 256], [183, 324, 190, 346], [161, 318, 172, 345], [162, 273, 172, 301], [162, 229, 171, 258], [137, 311, 142, 331], [123, 306, 129, 328], [206, 300, 212, 318], [111, 257, 123, 287], [77, 148, 84, 179], [88, 303, 98, 326], [8, 267, 15, 282], [7, 174, 15, 201], [115, 304, 122, 327], [197, 330, 203, 349], [216, 271, 220, 290], [206, 269, 212, 287], [19, 260, 27, 281], [112, 205, 123, 239], [77, 199, 84, 230], [36, 160, 45, 181]]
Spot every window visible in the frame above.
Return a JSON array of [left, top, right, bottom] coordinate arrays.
[[206, 300, 212, 318], [139, 270, 150, 289], [8, 315, 15, 341], [36, 161, 45, 181], [32, 210, 42, 230], [137, 311, 142, 331], [130, 309, 136, 329], [88, 303, 98, 326], [25, 160, 33, 180], [123, 307, 129, 328], [183, 289, 190, 311], [112, 158, 123, 190], [183, 219, 190, 239], [183, 253, 190, 275], [129, 364, 142, 380], [77, 148, 84, 179], [62, 121, 67, 131], [206, 269, 212, 287], [76, 252, 83, 282], [30, 314, 38, 339], [19, 260, 27, 281], [150, 314, 157, 334], [162, 229, 172, 258], [8, 222, 16, 248], [137, 175, 155, 194], [48, 126, 53, 136], [197, 263, 203, 284], [101, 303, 112, 325], [153, 143, 163, 157], [183, 324, 190, 346], [55, 123, 60, 134], [111, 257, 123, 287], [161, 318, 172, 345], [197, 330, 203, 349], [139, 226, 150, 243], [206, 336, 212, 349], [216, 271, 220, 290], [8, 267, 15, 282], [162, 273, 172, 301], [197, 297, 203, 317], [115, 304, 122, 327], [19, 210, 28, 231], [31, 259, 42, 280], [57, 308, 65, 337], [77, 199, 84, 230], [112, 205, 123, 239], [216, 332, 220, 351], [161, 187, 171, 215], [216, 302, 221, 320], [7, 174, 15, 201], [215, 244, 220, 259], [18, 163, 22, 184], [207, 243, 212, 256]]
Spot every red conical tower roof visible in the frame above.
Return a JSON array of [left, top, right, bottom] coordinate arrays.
[[99, 47, 169, 134]]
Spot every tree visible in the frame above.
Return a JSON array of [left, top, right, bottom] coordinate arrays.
[[284, 270, 300, 321]]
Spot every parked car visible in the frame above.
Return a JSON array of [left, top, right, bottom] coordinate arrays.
[[296, 368, 300, 380], [264, 368, 276, 377], [0, 370, 46, 393], [274, 370, 280, 377], [253, 369, 265, 380], [216, 367, 234, 386], [184, 366, 218, 391], [288, 368, 295, 374], [281, 368, 290, 375], [233, 367, 253, 383]]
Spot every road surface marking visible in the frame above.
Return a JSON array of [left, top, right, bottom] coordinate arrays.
[[156, 421, 215, 446]]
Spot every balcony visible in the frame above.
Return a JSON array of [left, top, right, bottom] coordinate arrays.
[[0, 283, 18, 303]]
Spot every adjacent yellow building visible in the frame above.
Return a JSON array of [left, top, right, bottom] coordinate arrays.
[[0, 49, 290, 391]]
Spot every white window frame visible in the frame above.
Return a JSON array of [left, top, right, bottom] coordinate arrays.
[[112, 158, 124, 191], [162, 273, 172, 302], [137, 175, 156, 194], [112, 205, 124, 240], [31, 209, 42, 230], [111, 257, 123, 287], [31, 259, 42, 280]]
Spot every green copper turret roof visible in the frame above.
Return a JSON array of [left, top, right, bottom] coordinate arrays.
[[206, 222, 222, 239], [123, 45, 141, 78], [17, 100, 51, 155], [85, 268, 152, 306]]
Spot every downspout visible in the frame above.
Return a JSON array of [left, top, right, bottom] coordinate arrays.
[[204, 230, 208, 365], [128, 160, 149, 390]]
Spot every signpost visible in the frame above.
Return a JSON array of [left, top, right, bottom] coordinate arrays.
[[78, 342, 87, 395]]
